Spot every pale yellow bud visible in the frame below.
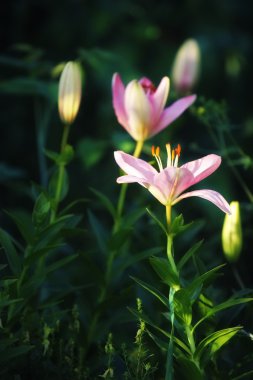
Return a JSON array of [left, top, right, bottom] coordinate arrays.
[[58, 61, 82, 125], [172, 39, 201, 93], [222, 201, 242, 263]]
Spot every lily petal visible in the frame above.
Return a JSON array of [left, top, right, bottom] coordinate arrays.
[[172, 189, 231, 214], [114, 151, 157, 181], [124, 80, 151, 140], [152, 76, 170, 118], [181, 154, 221, 186], [112, 73, 128, 129], [151, 94, 196, 137], [116, 174, 148, 184]]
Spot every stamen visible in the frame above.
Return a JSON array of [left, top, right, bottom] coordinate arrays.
[[175, 144, 181, 157], [166, 144, 171, 167], [151, 145, 163, 171], [171, 149, 175, 164], [173, 144, 181, 167]]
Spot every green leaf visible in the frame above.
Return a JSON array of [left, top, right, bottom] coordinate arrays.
[[0, 228, 21, 275], [185, 264, 225, 304], [88, 210, 108, 254], [5, 210, 34, 244], [194, 327, 241, 365], [178, 240, 203, 270], [173, 289, 192, 326], [0, 298, 23, 309], [90, 187, 116, 218], [44, 149, 60, 163], [117, 247, 162, 273], [108, 228, 131, 250], [45, 253, 79, 274], [60, 144, 74, 165], [149, 256, 180, 288], [32, 192, 51, 229], [32, 214, 79, 251], [193, 298, 253, 332], [0, 344, 34, 363], [130, 276, 168, 307], [146, 208, 167, 234], [170, 214, 193, 235]]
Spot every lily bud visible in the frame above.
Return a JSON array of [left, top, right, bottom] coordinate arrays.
[[172, 39, 201, 93], [222, 201, 242, 263], [58, 61, 82, 125]]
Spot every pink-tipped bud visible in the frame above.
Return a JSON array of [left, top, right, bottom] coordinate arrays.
[[171, 39, 201, 93]]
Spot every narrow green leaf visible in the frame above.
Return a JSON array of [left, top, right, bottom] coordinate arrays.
[[5, 210, 34, 244], [146, 208, 167, 235], [193, 298, 253, 332], [45, 253, 78, 274], [194, 327, 241, 363], [178, 240, 203, 270], [130, 276, 168, 307], [117, 247, 162, 273], [0, 298, 23, 309], [185, 264, 225, 303], [90, 187, 116, 218], [0, 228, 21, 275], [88, 210, 108, 254], [149, 256, 180, 287]]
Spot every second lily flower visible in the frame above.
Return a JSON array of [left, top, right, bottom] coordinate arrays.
[[112, 73, 196, 142], [114, 145, 231, 215]]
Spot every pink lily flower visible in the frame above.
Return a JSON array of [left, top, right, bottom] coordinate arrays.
[[114, 145, 231, 214], [112, 73, 196, 142]]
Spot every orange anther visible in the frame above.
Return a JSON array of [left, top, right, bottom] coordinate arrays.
[[175, 144, 181, 157], [156, 146, 160, 156], [171, 149, 175, 162], [151, 145, 155, 156]]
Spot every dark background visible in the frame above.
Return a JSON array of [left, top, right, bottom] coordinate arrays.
[[0, 0, 253, 283]]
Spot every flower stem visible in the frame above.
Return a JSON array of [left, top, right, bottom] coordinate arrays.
[[50, 124, 70, 223]]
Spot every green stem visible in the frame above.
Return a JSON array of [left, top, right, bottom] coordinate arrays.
[[232, 264, 245, 289], [50, 124, 70, 222]]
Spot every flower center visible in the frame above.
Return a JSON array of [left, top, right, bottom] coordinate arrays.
[[152, 143, 181, 171], [139, 77, 156, 94]]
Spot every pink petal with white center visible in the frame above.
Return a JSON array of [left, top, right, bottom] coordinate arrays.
[[151, 94, 196, 137], [152, 76, 170, 119], [114, 151, 157, 181], [181, 154, 221, 186], [172, 189, 231, 214], [112, 73, 128, 129]]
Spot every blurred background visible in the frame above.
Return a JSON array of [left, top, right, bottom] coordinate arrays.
[[1, 0, 253, 255]]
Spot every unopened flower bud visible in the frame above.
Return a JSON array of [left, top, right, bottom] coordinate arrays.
[[172, 39, 201, 93], [222, 201, 242, 263], [58, 61, 82, 125]]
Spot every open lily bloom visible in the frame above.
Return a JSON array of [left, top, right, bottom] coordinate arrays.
[[114, 145, 231, 214], [112, 73, 196, 142]]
